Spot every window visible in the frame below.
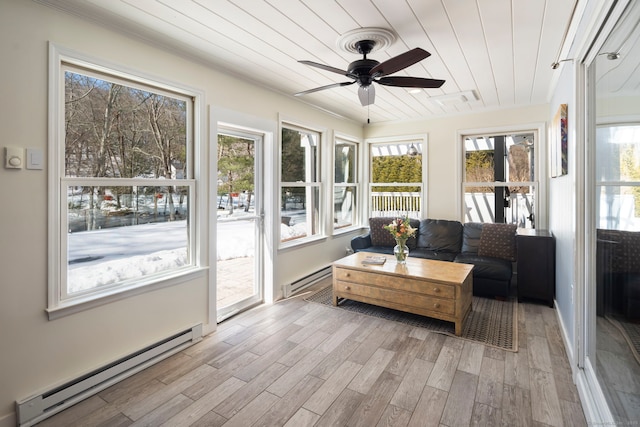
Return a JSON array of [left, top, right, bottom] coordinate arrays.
[[334, 138, 358, 230], [49, 48, 202, 316], [463, 133, 536, 227], [369, 140, 424, 219], [280, 124, 322, 243], [596, 124, 640, 230]]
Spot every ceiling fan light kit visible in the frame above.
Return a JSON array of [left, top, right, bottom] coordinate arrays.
[[295, 27, 445, 107]]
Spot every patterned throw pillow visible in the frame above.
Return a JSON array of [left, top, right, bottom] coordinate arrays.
[[369, 217, 398, 247], [478, 223, 517, 261]]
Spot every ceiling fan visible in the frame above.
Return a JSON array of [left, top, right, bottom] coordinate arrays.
[[295, 39, 445, 106]]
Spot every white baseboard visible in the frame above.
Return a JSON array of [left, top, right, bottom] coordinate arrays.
[[553, 300, 613, 425]]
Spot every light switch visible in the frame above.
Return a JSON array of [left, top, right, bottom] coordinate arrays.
[[26, 148, 44, 170], [5, 147, 23, 169]]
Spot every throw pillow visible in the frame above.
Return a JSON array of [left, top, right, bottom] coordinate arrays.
[[478, 223, 517, 261], [369, 217, 397, 247]]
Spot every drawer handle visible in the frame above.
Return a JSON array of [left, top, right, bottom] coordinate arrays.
[[345, 273, 350, 277], [345, 286, 351, 291], [433, 287, 440, 293], [434, 303, 441, 309]]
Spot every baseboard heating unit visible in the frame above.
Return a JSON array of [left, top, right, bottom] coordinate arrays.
[[16, 323, 203, 426], [283, 265, 331, 298]]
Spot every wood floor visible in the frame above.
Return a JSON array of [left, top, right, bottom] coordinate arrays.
[[37, 283, 587, 427]]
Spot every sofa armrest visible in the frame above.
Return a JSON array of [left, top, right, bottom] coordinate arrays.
[[351, 233, 372, 251]]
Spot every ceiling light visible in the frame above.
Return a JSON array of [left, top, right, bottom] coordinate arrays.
[[407, 88, 422, 94]]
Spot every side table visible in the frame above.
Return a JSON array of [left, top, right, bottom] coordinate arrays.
[[516, 229, 556, 307]]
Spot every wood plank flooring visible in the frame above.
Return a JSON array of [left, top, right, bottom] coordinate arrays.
[[37, 284, 587, 426]]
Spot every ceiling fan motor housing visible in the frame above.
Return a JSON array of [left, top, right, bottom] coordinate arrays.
[[348, 58, 379, 86]]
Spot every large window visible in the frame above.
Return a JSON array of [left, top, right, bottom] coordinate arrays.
[[369, 140, 424, 219], [334, 138, 358, 230], [463, 133, 536, 227], [280, 124, 322, 243], [596, 125, 640, 230], [49, 50, 201, 315]]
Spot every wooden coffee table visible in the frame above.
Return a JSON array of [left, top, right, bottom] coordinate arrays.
[[332, 252, 473, 336]]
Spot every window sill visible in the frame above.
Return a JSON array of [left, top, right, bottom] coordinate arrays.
[[332, 225, 366, 236], [278, 234, 327, 251], [46, 267, 208, 320]]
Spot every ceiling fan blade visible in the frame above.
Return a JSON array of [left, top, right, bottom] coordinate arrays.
[[299, 60, 350, 76], [358, 85, 375, 106], [294, 81, 355, 96], [377, 76, 445, 88], [369, 48, 430, 77]]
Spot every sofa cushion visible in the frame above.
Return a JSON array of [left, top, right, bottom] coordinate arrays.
[[416, 219, 462, 253], [360, 246, 394, 256], [461, 222, 483, 253], [478, 223, 517, 261], [411, 248, 458, 262], [369, 217, 419, 249], [454, 253, 512, 281]]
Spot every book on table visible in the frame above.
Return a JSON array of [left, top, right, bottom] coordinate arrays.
[[361, 255, 386, 265]]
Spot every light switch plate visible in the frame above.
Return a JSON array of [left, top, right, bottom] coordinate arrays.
[[26, 148, 43, 170], [5, 147, 23, 169]]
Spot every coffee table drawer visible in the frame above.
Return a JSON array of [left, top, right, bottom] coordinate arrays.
[[334, 268, 455, 299], [335, 280, 456, 315]]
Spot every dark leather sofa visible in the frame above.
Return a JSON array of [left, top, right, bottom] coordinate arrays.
[[351, 218, 517, 298]]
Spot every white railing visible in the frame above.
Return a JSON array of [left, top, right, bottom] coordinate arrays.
[[370, 192, 421, 218]]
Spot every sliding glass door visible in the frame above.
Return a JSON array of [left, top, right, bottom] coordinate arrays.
[[586, 0, 640, 422]]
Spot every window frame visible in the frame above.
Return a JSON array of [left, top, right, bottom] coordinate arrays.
[[332, 135, 360, 234], [365, 135, 428, 220], [278, 121, 325, 247], [595, 122, 640, 231], [461, 133, 537, 226], [457, 124, 546, 229], [47, 43, 206, 319]]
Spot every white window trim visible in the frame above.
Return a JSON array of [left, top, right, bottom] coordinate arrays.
[[278, 119, 327, 248], [364, 134, 428, 221], [47, 43, 207, 319]]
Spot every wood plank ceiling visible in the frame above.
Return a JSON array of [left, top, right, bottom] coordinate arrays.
[[37, 0, 578, 124]]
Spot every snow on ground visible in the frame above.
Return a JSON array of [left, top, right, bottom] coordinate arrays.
[[67, 214, 307, 293]]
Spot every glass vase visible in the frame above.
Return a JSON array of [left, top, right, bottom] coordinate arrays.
[[393, 241, 409, 264]]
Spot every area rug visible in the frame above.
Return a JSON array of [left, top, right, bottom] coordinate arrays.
[[305, 285, 518, 352], [606, 315, 640, 367]]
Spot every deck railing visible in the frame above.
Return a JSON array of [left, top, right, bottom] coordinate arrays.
[[370, 192, 421, 218]]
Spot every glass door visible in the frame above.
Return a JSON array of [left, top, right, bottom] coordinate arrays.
[[216, 127, 263, 322], [586, 0, 640, 422]]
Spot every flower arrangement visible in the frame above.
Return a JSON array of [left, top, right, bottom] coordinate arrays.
[[383, 217, 416, 264], [383, 217, 417, 244]]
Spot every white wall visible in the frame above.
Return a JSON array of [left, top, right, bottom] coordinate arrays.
[[0, 1, 362, 424], [548, 63, 578, 360]]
